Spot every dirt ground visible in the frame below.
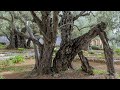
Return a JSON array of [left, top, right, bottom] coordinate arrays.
[[1, 59, 120, 79]]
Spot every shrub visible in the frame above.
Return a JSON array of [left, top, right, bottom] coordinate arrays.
[[10, 55, 25, 64], [91, 45, 101, 50], [0, 55, 25, 66], [115, 48, 120, 55]]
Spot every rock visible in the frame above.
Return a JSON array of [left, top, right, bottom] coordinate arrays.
[[53, 74, 61, 78]]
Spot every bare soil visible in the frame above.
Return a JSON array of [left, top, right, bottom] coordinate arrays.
[[1, 59, 120, 79]]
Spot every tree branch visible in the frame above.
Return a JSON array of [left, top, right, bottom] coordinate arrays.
[[30, 11, 43, 29], [0, 16, 11, 22], [73, 11, 91, 21], [14, 11, 26, 25], [9, 11, 14, 22], [52, 11, 59, 43], [58, 23, 94, 31], [30, 11, 51, 42]]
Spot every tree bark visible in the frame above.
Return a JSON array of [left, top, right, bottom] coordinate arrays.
[[60, 11, 73, 47], [97, 30, 115, 77], [78, 51, 93, 75], [27, 38, 31, 48], [28, 11, 59, 75]]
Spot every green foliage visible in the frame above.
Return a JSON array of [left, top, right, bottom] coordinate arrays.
[[0, 44, 6, 49], [97, 54, 104, 59], [10, 55, 25, 64], [0, 67, 24, 72], [91, 45, 101, 50], [1, 60, 14, 66], [115, 48, 120, 55], [18, 48, 25, 52], [0, 55, 25, 66], [93, 69, 106, 75]]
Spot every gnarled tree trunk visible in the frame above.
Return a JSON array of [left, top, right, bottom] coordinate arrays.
[[28, 11, 59, 75], [53, 22, 107, 73], [97, 30, 115, 78]]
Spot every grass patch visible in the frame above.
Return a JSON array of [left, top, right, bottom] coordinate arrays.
[[10, 55, 25, 64], [115, 48, 120, 55], [18, 48, 25, 52], [0, 44, 6, 49], [1, 60, 14, 67], [96, 54, 104, 59], [93, 69, 106, 75], [0, 66, 25, 73], [88, 51, 95, 54], [0, 55, 25, 67]]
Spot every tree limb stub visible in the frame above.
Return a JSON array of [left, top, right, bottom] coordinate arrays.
[[58, 23, 94, 32], [73, 11, 91, 21], [0, 16, 11, 22]]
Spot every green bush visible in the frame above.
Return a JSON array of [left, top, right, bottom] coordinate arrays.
[[91, 45, 101, 50], [115, 48, 120, 55], [10, 55, 25, 64], [18, 48, 25, 52], [0, 55, 25, 66]]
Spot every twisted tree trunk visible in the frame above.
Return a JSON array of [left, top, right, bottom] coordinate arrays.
[[53, 22, 107, 73], [28, 11, 59, 75], [97, 30, 115, 78]]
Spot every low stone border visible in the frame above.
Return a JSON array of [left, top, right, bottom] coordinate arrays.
[[74, 56, 120, 64]]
